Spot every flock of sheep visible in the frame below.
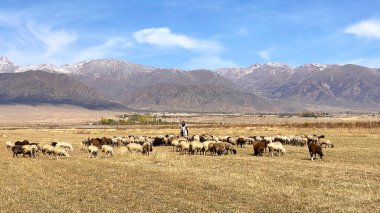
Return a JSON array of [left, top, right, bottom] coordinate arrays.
[[5, 133, 334, 161]]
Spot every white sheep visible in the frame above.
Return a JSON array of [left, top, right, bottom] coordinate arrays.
[[122, 136, 134, 145], [267, 142, 286, 157], [211, 135, 219, 142], [202, 141, 214, 155], [6, 141, 14, 150], [88, 145, 99, 158], [22, 145, 33, 158], [227, 137, 237, 145], [126, 143, 143, 154], [177, 141, 190, 154], [189, 141, 204, 155], [101, 145, 114, 158], [41, 144, 54, 157], [320, 139, 334, 148], [263, 136, 274, 144], [136, 136, 146, 144], [112, 136, 122, 145], [192, 135, 200, 141], [219, 136, 229, 142], [52, 147, 70, 159], [55, 142, 74, 151]]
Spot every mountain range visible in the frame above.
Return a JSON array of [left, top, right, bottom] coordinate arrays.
[[1, 56, 379, 112]]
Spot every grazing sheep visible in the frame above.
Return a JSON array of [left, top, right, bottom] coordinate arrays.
[[88, 145, 99, 158], [236, 136, 247, 147], [122, 136, 135, 146], [152, 136, 165, 146], [306, 135, 319, 144], [246, 137, 255, 144], [207, 142, 216, 155], [253, 141, 267, 156], [23, 144, 39, 158], [15, 140, 29, 146], [101, 145, 114, 158], [189, 141, 204, 155], [82, 138, 91, 147], [211, 135, 219, 142], [289, 136, 307, 147], [227, 137, 237, 145], [90, 138, 101, 148], [202, 141, 214, 155], [308, 140, 323, 160], [55, 142, 73, 151], [6, 141, 14, 150], [52, 147, 70, 159], [274, 135, 291, 145], [253, 136, 263, 141], [170, 139, 180, 152], [320, 139, 334, 148], [12, 145, 24, 157], [263, 136, 274, 144], [127, 143, 143, 154], [211, 143, 227, 156], [192, 135, 200, 142], [100, 137, 113, 146], [222, 142, 237, 155], [267, 142, 286, 157], [41, 144, 55, 157], [142, 142, 153, 156], [112, 137, 123, 147], [178, 141, 190, 154]]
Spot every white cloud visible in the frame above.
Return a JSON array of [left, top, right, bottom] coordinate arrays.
[[0, 11, 133, 65], [185, 56, 237, 70], [343, 56, 380, 68], [25, 21, 77, 57], [77, 37, 133, 61], [133, 27, 222, 52], [257, 49, 272, 61], [133, 27, 236, 70], [345, 19, 380, 40]]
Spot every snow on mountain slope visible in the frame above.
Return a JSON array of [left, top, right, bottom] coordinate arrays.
[[0, 56, 17, 73]]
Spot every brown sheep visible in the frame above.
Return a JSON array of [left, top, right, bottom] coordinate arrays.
[[142, 142, 153, 156], [222, 142, 237, 155], [253, 141, 267, 156], [211, 143, 227, 156], [236, 137, 247, 148], [90, 138, 101, 148], [15, 140, 29, 146], [308, 139, 324, 160], [12, 145, 24, 157]]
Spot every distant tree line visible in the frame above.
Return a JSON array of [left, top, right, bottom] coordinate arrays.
[[100, 114, 165, 125]]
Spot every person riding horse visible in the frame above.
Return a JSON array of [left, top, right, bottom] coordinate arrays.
[[180, 121, 188, 137]]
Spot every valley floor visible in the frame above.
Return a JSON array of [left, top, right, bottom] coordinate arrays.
[[0, 126, 379, 212]]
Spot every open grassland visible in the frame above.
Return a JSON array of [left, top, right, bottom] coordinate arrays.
[[1, 125, 379, 212]]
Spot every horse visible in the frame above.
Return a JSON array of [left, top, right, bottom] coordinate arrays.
[[180, 126, 188, 137]]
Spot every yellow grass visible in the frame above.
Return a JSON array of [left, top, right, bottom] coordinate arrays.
[[0, 125, 379, 212]]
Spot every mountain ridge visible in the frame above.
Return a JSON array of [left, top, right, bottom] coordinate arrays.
[[1, 56, 379, 112]]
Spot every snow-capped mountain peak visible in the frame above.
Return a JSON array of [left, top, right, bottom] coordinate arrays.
[[15, 63, 72, 74], [0, 56, 17, 73]]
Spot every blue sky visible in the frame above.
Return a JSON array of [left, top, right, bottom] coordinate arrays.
[[0, 0, 380, 69]]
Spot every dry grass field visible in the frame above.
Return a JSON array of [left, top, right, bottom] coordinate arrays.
[[1, 123, 379, 212]]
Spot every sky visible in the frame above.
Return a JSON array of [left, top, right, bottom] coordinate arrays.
[[0, 0, 380, 69]]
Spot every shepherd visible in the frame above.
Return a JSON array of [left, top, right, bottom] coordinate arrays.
[[180, 121, 188, 137]]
